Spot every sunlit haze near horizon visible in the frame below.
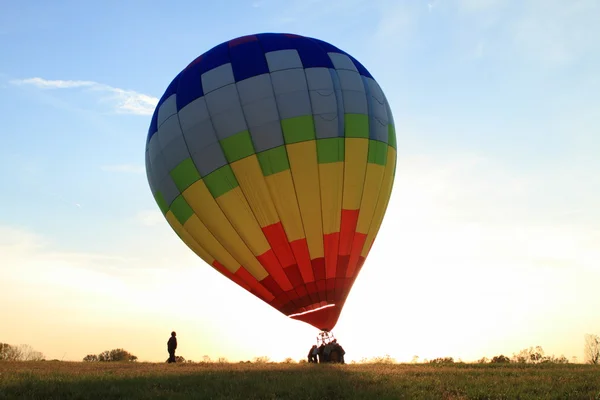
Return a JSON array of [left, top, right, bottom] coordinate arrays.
[[1, 0, 599, 364]]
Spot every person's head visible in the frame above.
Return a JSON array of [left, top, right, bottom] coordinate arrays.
[[171, 331, 176, 337]]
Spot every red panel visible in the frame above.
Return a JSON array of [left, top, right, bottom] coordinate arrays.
[[235, 267, 274, 302], [336, 255, 350, 278], [316, 279, 327, 293], [356, 256, 366, 274], [323, 232, 340, 279], [339, 277, 354, 302], [228, 35, 258, 47], [339, 209, 359, 255], [289, 238, 315, 282], [334, 278, 346, 303], [311, 257, 326, 281], [286, 289, 300, 302], [295, 284, 308, 298], [212, 261, 251, 292], [262, 223, 296, 267], [184, 55, 202, 70], [260, 275, 283, 297], [305, 281, 320, 304], [295, 295, 313, 309], [346, 233, 367, 278], [290, 304, 343, 331], [326, 278, 336, 302], [257, 249, 292, 291], [284, 264, 304, 288]]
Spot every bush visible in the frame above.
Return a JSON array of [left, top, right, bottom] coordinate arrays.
[[83, 349, 137, 362]]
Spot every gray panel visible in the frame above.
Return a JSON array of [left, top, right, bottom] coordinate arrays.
[[370, 96, 388, 121], [249, 120, 284, 152], [158, 94, 178, 127], [276, 91, 312, 119], [329, 53, 358, 72], [178, 97, 210, 131], [211, 107, 248, 139], [148, 135, 162, 168], [305, 67, 334, 91], [201, 63, 235, 94], [266, 49, 303, 72], [158, 175, 180, 206], [370, 117, 388, 143], [182, 119, 219, 153], [342, 90, 368, 114], [314, 113, 340, 139], [337, 69, 365, 92], [242, 96, 279, 128], [309, 90, 337, 114], [329, 68, 345, 138], [271, 69, 308, 95], [365, 77, 385, 105], [162, 135, 191, 172], [384, 94, 395, 127], [364, 76, 388, 126], [205, 84, 240, 116], [150, 153, 169, 184], [145, 150, 156, 195], [191, 142, 228, 177], [237, 74, 273, 105], [157, 115, 184, 150]]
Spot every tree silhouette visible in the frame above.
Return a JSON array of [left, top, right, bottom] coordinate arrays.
[[584, 334, 600, 365], [82, 348, 137, 362]]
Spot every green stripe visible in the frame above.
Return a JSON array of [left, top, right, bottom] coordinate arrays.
[[170, 195, 194, 225], [170, 158, 201, 192], [282, 115, 316, 144], [154, 192, 169, 214], [204, 164, 239, 198], [317, 138, 345, 164], [345, 114, 369, 138], [257, 146, 290, 176], [220, 130, 255, 163], [388, 123, 397, 149], [367, 140, 388, 166]]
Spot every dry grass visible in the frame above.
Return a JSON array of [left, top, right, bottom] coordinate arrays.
[[0, 361, 599, 399]]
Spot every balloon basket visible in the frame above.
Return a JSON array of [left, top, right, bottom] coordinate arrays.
[[316, 330, 336, 346]]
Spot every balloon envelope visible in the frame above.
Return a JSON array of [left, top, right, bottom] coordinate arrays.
[[145, 33, 396, 331]]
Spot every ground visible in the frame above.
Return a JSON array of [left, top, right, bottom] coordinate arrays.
[[1, 361, 599, 399]]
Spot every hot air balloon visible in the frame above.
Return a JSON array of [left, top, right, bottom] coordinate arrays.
[[145, 33, 396, 332]]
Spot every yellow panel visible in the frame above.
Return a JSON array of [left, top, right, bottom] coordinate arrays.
[[182, 181, 268, 280], [183, 214, 241, 274], [362, 147, 397, 257], [265, 170, 305, 241], [356, 163, 386, 234], [286, 141, 324, 258], [230, 156, 279, 228], [165, 211, 214, 266], [342, 138, 369, 210], [216, 187, 271, 256], [319, 162, 343, 235]]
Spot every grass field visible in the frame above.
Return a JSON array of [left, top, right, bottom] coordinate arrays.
[[1, 361, 599, 399]]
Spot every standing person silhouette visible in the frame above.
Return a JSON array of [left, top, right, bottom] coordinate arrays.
[[167, 331, 177, 363]]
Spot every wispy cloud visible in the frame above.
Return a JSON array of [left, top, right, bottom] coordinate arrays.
[[10, 77, 158, 115], [101, 164, 145, 174], [136, 210, 164, 227]]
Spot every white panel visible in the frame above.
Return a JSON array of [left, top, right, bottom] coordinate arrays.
[[201, 63, 235, 94], [158, 94, 178, 127]]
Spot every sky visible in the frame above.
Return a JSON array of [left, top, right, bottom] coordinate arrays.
[[0, 0, 599, 363]]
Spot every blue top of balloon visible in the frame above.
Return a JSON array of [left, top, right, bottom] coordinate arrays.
[[147, 33, 375, 144]]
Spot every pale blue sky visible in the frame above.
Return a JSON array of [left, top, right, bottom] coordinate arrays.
[[1, 0, 599, 363]]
